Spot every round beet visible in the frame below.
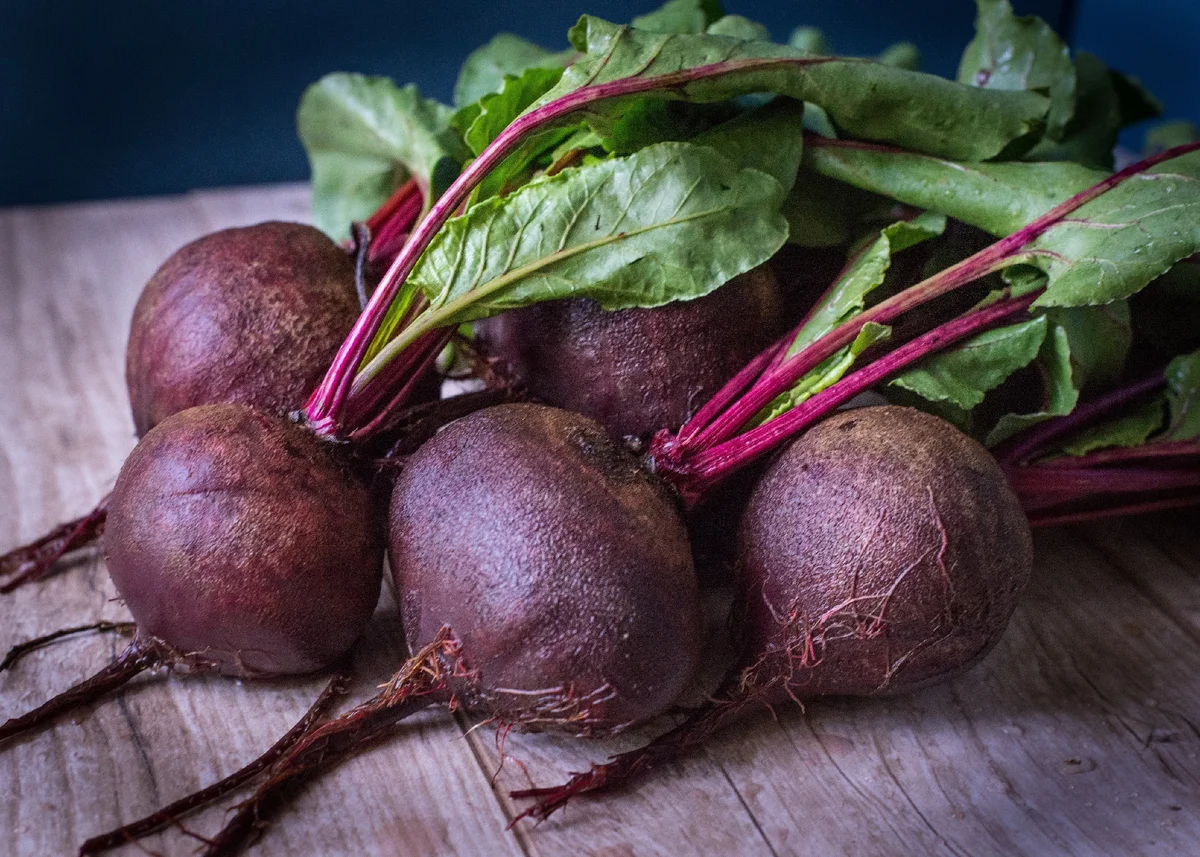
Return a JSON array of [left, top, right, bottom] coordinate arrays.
[[389, 403, 701, 734], [737, 405, 1032, 698], [125, 222, 361, 436], [2, 222, 370, 594], [504, 406, 1034, 821], [105, 403, 384, 677], [475, 266, 785, 438]]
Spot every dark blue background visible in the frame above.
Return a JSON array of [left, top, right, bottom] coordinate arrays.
[[1, 1, 1194, 205]]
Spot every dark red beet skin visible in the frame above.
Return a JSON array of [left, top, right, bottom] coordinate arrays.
[[388, 403, 701, 734], [125, 222, 361, 436], [105, 403, 384, 677], [2, 222, 369, 595], [504, 407, 1034, 823], [737, 405, 1033, 698], [475, 266, 785, 438]]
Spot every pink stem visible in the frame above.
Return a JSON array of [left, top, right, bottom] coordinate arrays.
[[1008, 466, 1200, 500], [363, 178, 423, 236], [1027, 493, 1200, 527], [997, 373, 1168, 465], [660, 292, 1038, 504], [369, 189, 424, 264], [1041, 439, 1200, 469], [336, 327, 447, 436], [686, 142, 1200, 458], [675, 142, 1200, 459], [676, 236, 872, 445], [345, 329, 453, 442], [674, 337, 789, 446]]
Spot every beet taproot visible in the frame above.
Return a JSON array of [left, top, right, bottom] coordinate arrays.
[[389, 402, 702, 732], [105, 403, 384, 677], [510, 405, 1033, 820], [736, 405, 1032, 697], [125, 221, 362, 436], [475, 266, 785, 438]]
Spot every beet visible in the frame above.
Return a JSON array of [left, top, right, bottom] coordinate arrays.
[[3, 222, 379, 594], [105, 403, 384, 677], [125, 221, 362, 436], [510, 406, 1033, 820], [736, 405, 1032, 698], [475, 266, 785, 438], [173, 404, 705, 856], [389, 403, 702, 731]]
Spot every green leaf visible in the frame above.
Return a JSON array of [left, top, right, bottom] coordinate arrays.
[[457, 67, 565, 156], [1002, 264, 1050, 297], [1022, 53, 1115, 168], [538, 16, 1048, 162], [600, 100, 735, 156], [786, 213, 945, 358], [297, 74, 468, 241], [706, 15, 771, 42], [890, 316, 1047, 409], [632, 0, 724, 34], [757, 322, 893, 424], [1030, 148, 1200, 307], [1061, 398, 1166, 456], [1024, 52, 1121, 169], [403, 142, 788, 328], [878, 42, 921, 71], [1042, 302, 1131, 392], [1165, 350, 1200, 440], [901, 300, 1130, 442], [987, 322, 1078, 444], [787, 26, 828, 56], [1145, 120, 1200, 156], [690, 99, 806, 191], [804, 141, 1106, 236], [958, 0, 1075, 141], [454, 34, 574, 107]]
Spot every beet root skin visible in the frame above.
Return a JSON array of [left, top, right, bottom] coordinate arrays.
[[475, 266, 785, 438], [125, 222, 361, 437], [388, 403, 701, 735], [737, 405, 1033, 699], [105, 403, 384, 678]]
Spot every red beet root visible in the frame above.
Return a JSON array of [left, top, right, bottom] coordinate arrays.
[[389, 402, 702, 732], [126, 221, 362, 436], [512, 406, 1032, 820], [106, 403, 384, 677], [0, 403, 384, 747], [475, 266, 785, 438], [735, 405, 1031, 698], [179, 404, 703, 856]]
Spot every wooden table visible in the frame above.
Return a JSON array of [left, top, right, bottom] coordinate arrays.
[[2, 185, 1198, 857]]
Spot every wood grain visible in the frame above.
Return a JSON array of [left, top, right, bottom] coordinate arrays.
[[1, 186, 1198, 856]]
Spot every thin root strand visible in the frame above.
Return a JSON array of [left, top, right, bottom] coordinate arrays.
[[77, 669, 351, 855], [199, 628, 466, 857], [508, 693, 756, 825], [0, 636, 166, 746], [1, 621, 137, 673], [0, 496, 110, 593]]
